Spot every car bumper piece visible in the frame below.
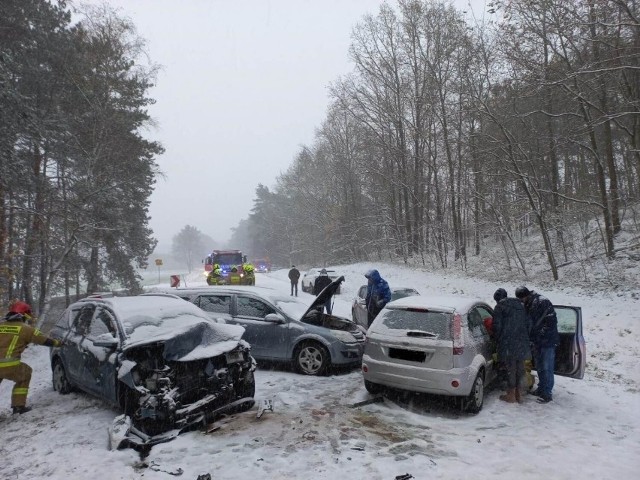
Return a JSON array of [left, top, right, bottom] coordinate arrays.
[[362, 355, 474, 397]]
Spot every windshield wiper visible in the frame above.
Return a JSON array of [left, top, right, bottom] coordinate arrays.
[[406, 330, 437, 338]]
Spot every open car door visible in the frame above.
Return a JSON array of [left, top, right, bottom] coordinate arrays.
[[553, 305, 586, 379]]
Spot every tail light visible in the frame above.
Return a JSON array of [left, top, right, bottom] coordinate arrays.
[[452, 313, 464, 355]]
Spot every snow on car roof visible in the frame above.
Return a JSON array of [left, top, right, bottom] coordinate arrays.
[[84, 295, 245, 350], [153, 285, 311, 320], [386, 294, 485, 312]]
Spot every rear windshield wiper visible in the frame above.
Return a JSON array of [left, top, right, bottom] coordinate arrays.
[[406, 330, 437, 338]]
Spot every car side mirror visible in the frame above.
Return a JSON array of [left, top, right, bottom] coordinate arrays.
[[264, 313, 285, 324], [92, 333, 118, 349]]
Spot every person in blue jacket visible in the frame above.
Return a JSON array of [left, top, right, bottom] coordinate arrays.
[[515, 286, 559, 404], [364, 269, 391, 327]]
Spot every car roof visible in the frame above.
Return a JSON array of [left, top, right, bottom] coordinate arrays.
[[358, 285, 419, 292], [150, 285, 278, 295], [147, 285, 278, 295], [386, 295, 487, 313], [72, 294, 211, 321], [76, 294, 185, 308]]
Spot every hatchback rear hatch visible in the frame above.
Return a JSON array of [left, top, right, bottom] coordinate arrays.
[[369, 305, 455, 369]]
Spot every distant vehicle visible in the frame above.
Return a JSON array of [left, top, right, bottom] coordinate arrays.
[[301, 267, 342, 294], [361, 295, 586, 413], [48, 294, 256, 449], [352, 285, 420, 328], [157, 276, 365, 376], [203, 249, 254, 285], [253, 258, 272, 273]]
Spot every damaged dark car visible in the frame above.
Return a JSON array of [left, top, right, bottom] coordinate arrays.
[[48, 294, 255, 449]]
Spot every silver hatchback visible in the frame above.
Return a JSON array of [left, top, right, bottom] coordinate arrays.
[[362, 295, 586, 413], [362, 295, 500, 413]]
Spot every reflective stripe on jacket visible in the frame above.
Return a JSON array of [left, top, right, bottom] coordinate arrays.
[[0, 321, 54, 362]]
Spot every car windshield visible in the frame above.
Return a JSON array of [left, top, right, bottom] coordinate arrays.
[[376, 308, 452, 340], [214, 253, 243, 265]]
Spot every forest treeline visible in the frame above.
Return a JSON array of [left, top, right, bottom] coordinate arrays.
[[2, 0, 639, 315], [0, 0, 162, 315], [233, 0, 640, 279]]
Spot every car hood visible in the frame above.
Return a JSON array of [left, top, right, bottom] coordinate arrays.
[[302, 276, 343, 316], [123, 319, 246, 362]]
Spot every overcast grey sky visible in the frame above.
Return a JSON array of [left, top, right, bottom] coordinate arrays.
[[81, 0, 485, 251]]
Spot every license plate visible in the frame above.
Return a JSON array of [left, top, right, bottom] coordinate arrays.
[[225, 350, 244, 364]]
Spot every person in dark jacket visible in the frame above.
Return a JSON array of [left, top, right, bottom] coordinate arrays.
[[313, 268, 333, 314], [493, 288, 532, 404], [0, 301, 61, 414], [364, 269, 391, 327], [288, 266, 300, 296], [515, 286, 559, 403]]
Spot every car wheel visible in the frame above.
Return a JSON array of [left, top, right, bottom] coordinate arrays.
[[464, 371, 485, 413], [52, 359, 73, 394], [293, 341, 330, 375], [364, 379, 384, 395]]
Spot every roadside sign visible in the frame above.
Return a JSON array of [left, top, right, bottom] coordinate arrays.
[[170, 275, 180, 288], [155, 259, 163, 266]]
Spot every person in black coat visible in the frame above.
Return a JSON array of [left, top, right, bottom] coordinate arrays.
[[493, 288, 532, 404], [288, 266, 300, 296], [313, 269, 333, 314], [516, 286, 559, 403]]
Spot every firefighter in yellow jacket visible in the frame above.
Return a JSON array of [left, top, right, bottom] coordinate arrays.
[[0, 301, 61, 414]]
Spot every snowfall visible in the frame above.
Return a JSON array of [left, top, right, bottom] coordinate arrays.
[[1, 263, 639, 480]]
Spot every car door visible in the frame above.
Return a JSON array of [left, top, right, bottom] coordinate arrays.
[[63, 304, 96, 384], [231, 294, 290, 360], [467, 305, 496, 372], [553, 305, 586, 379], [80, 306, 120, 402], [354, 285, 368, 327]]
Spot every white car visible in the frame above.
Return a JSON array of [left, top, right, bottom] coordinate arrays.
[[301, 267, 342, 294]]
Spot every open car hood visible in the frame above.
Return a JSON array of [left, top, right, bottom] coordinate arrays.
[[123, 320, 246, 362], [301, 275, 345, 318]]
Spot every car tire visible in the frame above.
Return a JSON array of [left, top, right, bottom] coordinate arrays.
[[52, 359, 73, 394], [464, 371, 485, 414], [293, 341, 330, 376], [364, 379, 384, 395]]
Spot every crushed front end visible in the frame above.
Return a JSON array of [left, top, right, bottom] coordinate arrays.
[[115, 340, 255, 449]]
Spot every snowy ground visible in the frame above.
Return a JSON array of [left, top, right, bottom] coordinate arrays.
[[1, 263, 639, 479]]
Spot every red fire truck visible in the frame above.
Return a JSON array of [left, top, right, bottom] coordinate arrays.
[[203, 250, 255, 285]]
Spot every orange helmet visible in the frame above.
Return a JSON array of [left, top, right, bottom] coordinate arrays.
[[9, 301, 32, 316]]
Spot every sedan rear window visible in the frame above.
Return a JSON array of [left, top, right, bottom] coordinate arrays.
[[377, 309, 452, 340]]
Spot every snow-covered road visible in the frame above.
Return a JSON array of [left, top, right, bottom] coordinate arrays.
[[1, 263, 639, 479]]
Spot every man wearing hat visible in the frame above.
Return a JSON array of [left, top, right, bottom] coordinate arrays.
[[515, 286, 559, 403]]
